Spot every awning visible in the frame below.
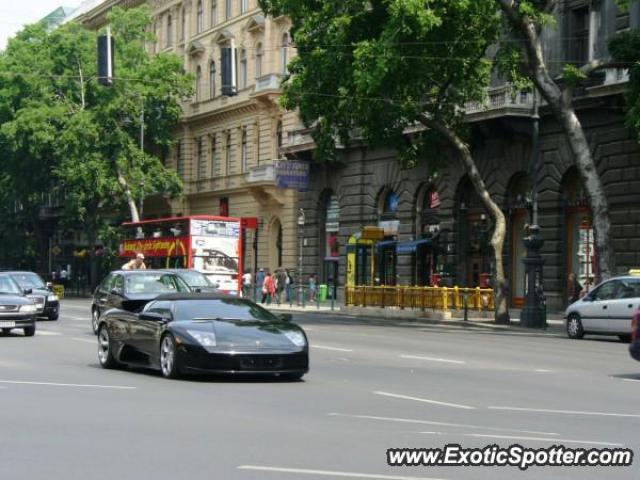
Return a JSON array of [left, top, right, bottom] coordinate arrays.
[[376, 240, 397, 250], [396, 238, 432, 254]]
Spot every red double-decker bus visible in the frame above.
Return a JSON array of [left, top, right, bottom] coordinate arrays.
[[119, 215, 257, 295]]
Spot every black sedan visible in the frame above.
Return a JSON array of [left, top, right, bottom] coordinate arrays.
[[6, 271, 60, 320], [96, 293, 309, 379], [160, 269, 218, 293], [91, 270, 191, 334], [0, 274, 38, 336]]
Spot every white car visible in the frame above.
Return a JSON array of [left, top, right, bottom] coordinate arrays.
[[565, 275, 640, 341]]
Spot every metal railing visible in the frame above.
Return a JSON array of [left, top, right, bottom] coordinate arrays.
[[345, 286, 495, 312]]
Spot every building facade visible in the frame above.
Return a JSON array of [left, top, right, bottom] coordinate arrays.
[[80, 0, 301, 275], [287, 0, 640, 311]]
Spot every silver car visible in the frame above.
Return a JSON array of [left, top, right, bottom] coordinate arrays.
[[565, 275, 640, 341]]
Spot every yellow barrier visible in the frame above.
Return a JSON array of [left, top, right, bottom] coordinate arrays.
[[345, 285, 495, 312], [52, 284, 65, 299]]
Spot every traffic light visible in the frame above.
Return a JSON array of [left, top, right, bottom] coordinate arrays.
[[97, 28, 114, 86]]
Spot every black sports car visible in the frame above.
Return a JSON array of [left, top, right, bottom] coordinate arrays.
[[91, 270, 191, 334], [5, 271, 59, 320], [0, 273, 38, 336], [96, 293, 309, 379]]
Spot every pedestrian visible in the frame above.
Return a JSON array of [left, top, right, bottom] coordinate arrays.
[[276, 268, 287, 304], [122, 253, 147, 270], [60, 268, 68, 288], [242, 269, 252, 298], [567, 272, 583, 305], [308, 274, 317, 302], [285, 269, 294, 303], [262, 272, 276, 304], [256, 268, 265, 300]]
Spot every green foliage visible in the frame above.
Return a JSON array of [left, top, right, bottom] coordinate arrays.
[[609, 29, 640, 143], [0, 7, 191, 251], [259, 0, 501, 167], [561, 64, 587, 86]]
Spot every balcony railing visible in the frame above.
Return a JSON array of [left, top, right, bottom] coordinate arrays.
[[465, 84, 534, 118], [254, 73, 282, 94]]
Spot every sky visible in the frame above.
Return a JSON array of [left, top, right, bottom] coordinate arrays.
[[0, 0, 81, 51]]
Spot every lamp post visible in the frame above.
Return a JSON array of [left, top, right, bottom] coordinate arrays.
[[521, 89, 547, 328], [297, 208, 305, 306]]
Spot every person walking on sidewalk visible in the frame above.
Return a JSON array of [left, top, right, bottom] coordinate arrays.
[[275, 268, 287, 304], [567, 272, 583, 305], [256, 268, 265, 300], [261, 272, 276, 305], [308, 274, 317, 302], [242, 270, 252, 298]]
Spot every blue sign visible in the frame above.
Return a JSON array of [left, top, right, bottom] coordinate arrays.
[[276, 160, 310, 191]]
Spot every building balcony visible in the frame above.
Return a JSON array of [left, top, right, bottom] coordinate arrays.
[[245, 163, 276, 185], [253, 73, 282, 96], [464, 84, 535, 122]]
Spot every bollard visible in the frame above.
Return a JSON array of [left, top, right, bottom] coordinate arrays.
[[463, 290, 469, 322]]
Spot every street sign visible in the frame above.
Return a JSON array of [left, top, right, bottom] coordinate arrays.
[[361, 226, 384, 240]]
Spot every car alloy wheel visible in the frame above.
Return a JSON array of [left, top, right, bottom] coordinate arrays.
[[567, 314, 584, 339], [160, 335, 180, 379], [91, 309, 99, 335], [97, 326, 118, 369]]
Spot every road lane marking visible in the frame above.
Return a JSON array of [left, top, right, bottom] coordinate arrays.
[[534, 369, 552, 373], [621, 378, 640, 383], [327, 413, 559, 436], [36, 331, 62, 336], [312, 345, 353, 352], [237, 466, 445, 480], [71, 337, 96, 344], [0, 380, 135, 390], [399, 354, 466, 365], [488, 406, 640, 418], [465, 434, 623, 447], [374, 391, 475, 410]]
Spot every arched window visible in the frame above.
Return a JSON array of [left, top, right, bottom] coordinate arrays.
[[276, 120, 283, 149], [280, 32, 289, 75], [197, 0, 204, 33], [209, 60, 216, 98], [255, 43, 263, 79], [241, 128, 248, 172], [166, 15, 172, 47], [379, 189, 399, 221], [180, 7, 185, 40], [210, 0, 218, 27], [239, 49, 247, 88], [195, 65, 202, 101], [225, 0, 232, 20], [240, 0, 249, 14]]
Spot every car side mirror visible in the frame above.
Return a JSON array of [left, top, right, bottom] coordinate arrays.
[[23, 288, 32, 295], [110, 288, 122, 296], [139, 312, 169, 322], [280, 313, 293, 322]]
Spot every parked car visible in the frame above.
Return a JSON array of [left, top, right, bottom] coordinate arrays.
[[0, 273, 38, 336], [91, 270, 191, 334], [565, 274, 640, 340], [630, 308, 640, 362], [5, 271, 59, 320], [160, 269, 218, 293], [96, 293, 309, 379]]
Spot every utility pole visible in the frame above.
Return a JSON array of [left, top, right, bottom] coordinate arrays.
[[297, 208, 305, 306]]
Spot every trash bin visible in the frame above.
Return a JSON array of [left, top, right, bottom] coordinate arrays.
[[319, 284, 328, 301]]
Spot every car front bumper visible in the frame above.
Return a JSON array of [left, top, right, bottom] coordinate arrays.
[[176, 345, 309, 375], [0, 315, 36, 330], [41, 300, 59, 317]]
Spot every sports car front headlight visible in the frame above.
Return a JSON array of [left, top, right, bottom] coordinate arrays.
[[20, 304, 38, 313], [187, 330, 217, 347], [284, 330, 306, 347], [47, 294, 59, 302]]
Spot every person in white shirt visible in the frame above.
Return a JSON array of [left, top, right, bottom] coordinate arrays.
[[242, 270, 252, 298]]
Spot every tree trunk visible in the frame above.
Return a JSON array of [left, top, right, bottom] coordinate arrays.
[[116, 168, 140, 223], [495, 0, 616, 281], [419, 115, 510, 323]]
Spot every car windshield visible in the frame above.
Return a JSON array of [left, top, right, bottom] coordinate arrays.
[[174, 299, 279, 322], [0, 275, 22, 295], [126, 273, 185, 294], [177, 271, 213, 287], [11, 272, 45, 289]]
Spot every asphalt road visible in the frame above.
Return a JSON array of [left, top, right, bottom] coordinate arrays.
[[1, 299, 639, 480]]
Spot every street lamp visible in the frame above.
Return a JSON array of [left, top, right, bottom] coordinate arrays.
[[297, 208, 305, 306], [521, 89, 547, 329]]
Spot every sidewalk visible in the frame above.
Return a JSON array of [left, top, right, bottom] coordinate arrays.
[[265, 300, 566, 335]]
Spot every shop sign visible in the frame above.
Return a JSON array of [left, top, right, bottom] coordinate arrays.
[[378, 220, 399, 236], [275, 160, 310, 191], [361, 226, 385, 240]]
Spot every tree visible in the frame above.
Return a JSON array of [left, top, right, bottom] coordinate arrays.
[[0, 7, 191, 283], [494, 0, 621, 281], [259, 0, 511, 322]]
